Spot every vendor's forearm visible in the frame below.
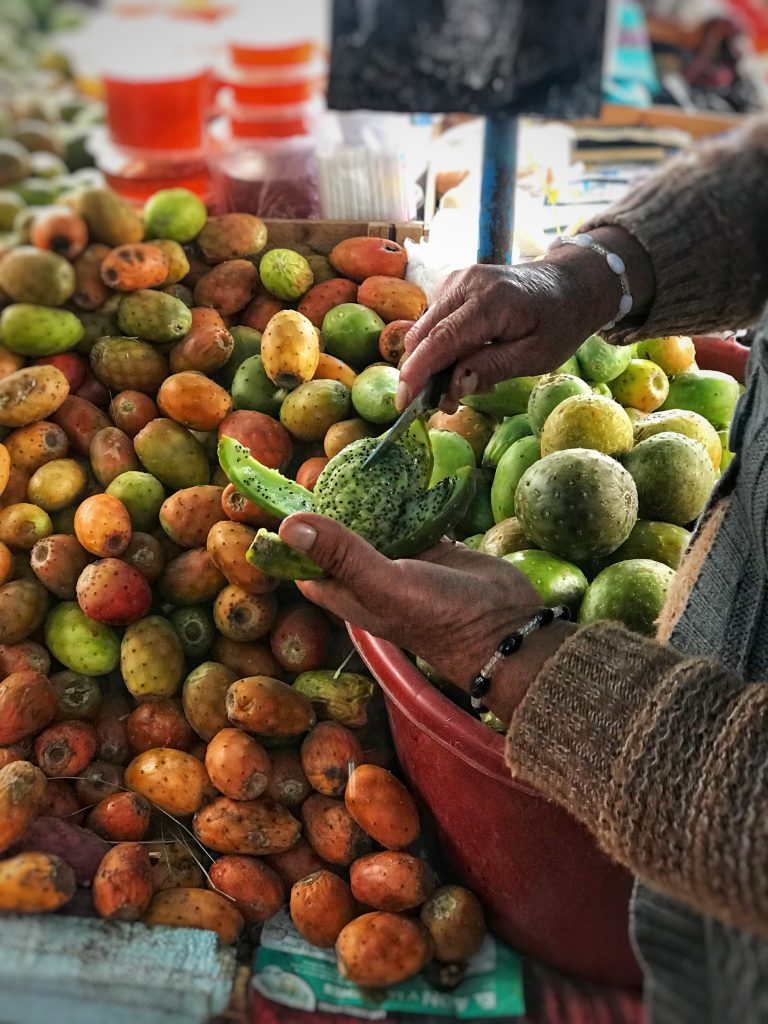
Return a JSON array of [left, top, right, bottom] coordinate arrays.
[[581, 116, 768, 343], [506, 622, 768, 938], [544, 225, 656, 339]]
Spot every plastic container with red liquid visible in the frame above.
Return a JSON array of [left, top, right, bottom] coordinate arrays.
[[222, 2, 329, 70], [217, 90, 322, 140], [216, 59, 325, 107], [230, 39, 316, 68], [105, 69, 210, 153], [88, 129, 210, 205]]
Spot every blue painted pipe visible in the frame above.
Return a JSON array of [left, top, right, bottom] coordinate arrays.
[[477, 116, 518, 265]]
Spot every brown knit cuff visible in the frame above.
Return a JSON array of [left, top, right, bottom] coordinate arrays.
[[582, 117, 768, 343], [505, 622, 679, 828], [507, 621, 768, 931]]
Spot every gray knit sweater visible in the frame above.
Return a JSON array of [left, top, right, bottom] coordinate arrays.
[[505, 118, 768, 1021]]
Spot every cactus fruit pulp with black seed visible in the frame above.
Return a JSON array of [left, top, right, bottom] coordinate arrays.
[[218, 422, 475, 580]]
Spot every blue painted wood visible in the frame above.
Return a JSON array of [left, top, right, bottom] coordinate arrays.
[[0, 915, 236, 1024], [477, 117, 519, 265]]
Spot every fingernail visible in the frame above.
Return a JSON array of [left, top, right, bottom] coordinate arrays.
[[396, 381, 410, 410], [282, 521, 317, 551], [458, 371, 478, 397]]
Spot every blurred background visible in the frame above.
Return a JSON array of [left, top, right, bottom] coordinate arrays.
[[0, 0, 765, 280]]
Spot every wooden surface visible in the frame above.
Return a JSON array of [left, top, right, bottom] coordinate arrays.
[[574, 102, 742, 138], [261, 220, 426, 255], [0, 915, 236, 1024]]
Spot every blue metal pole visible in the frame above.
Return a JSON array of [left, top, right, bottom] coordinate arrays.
[[477, 116, 518, 265]]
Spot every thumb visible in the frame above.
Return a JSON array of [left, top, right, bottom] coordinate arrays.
[[279, 513, 389, 590]]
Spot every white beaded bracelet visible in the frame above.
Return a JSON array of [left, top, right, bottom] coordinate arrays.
[[548, 232, 634, 331]]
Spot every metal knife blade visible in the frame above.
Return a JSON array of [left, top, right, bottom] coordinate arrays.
[[361, 369, 453, 470]]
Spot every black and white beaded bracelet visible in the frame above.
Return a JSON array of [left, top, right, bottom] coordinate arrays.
[[470, 606, 571, 711], [548, 232, 634, 331]]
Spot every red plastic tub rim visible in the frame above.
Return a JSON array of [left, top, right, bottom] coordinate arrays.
[[217, 58, 326, 87], [692, 333, 749, 383], [349, 625, 539, 797]]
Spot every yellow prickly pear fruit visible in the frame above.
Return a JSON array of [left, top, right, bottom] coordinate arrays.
[[261, 310, 320, 390]]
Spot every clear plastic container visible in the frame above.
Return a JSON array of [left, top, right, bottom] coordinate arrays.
[[88, 129, 210, 204], [216, 59, 326, 106], [315, 111, 427, 221], [223, 2, 329, 68], [209, 122, 321, 219]]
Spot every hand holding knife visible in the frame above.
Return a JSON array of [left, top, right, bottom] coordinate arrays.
[[361, 368, 454, 470]]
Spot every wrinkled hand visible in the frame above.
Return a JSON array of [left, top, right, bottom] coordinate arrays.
[[279, 512, 550, 707], [398, 259, 614, 412]]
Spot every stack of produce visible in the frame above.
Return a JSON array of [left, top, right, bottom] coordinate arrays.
[[0, 184, 485, 990], [463, 334, 738, 637], [0, 177, 741, 987], [0, 0, 102, 204]]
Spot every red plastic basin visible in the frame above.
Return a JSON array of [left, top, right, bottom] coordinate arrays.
[[347, 335, 750, 989], [350, 626, 640, 988]]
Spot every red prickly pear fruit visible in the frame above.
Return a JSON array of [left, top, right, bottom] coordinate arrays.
[[76, 558, 152, 625], [270, 602, 331, 673], [329, 237, 407, 283]]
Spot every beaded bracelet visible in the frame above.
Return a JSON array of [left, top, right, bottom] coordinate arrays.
[[470, 606, 571, 711], [548, 232, 634, 331]]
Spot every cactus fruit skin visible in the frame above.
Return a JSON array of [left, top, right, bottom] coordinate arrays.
[[218, 422, 474, 581], [247, 529, 325, 581], [120, 616, 185, 700], [292, 670, 375, 728], [219, 439, 313, 521]]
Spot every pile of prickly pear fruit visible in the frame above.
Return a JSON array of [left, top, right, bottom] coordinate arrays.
[[0, 184, 489, 989], [0, 177, 742, 985]]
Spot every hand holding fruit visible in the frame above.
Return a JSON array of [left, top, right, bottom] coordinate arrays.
[[280, 512, 574, 722]]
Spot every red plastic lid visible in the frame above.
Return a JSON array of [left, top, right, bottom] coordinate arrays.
[[228, 114, 315, 139], [229, 40, 316, 67], [214, 93, 321, 139]]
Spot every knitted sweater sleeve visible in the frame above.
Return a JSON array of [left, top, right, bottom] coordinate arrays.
[[581, 116, 768, 343], [505, 622, 768, 937]]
